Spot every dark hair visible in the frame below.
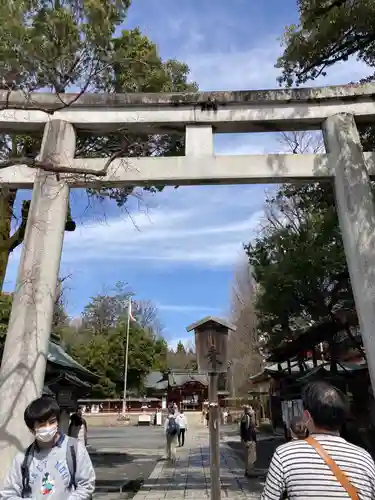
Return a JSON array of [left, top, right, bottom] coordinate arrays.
[[24, 396, 61, 431], [70, 412, 83, 425], [290, 417, 308, 439], [302, 381, 349, 431]]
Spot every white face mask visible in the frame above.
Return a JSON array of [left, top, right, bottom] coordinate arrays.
[[35, 424, 58, 443]]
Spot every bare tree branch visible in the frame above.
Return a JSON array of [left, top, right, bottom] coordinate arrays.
[[229, 255, 263, 396], [0, 134, 141, 176]]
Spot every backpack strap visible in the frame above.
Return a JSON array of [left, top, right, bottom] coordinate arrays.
[[66, 437, 78, 490], [21, 443, 35, 498]]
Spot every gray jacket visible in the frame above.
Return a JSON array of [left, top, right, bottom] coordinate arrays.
[[0, 435, 95, 500]]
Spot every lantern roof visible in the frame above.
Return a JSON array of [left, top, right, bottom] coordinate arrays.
[[186, 316, 236, 333]]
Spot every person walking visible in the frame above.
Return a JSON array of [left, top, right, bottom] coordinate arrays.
[[202, 408, 208, 427], [68, 407, 88, 446], [240, 405, 257, 476], [223, 407, 228, 425], [262, 381, 375, 500], [176, 409, 188, 447], [164, 408, 179, 462]]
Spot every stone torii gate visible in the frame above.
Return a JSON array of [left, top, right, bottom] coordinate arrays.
[[1, 84, 375, 478]]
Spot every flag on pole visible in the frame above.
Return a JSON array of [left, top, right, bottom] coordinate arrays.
[[128, 299, 136, 322]]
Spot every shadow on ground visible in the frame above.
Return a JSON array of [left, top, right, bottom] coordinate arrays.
[[90, 450, 158, 494], [225, 437, 284, 471], [138, 450, 266, 496], [142, 477, 265, 495], [90, 451, 134, 467]]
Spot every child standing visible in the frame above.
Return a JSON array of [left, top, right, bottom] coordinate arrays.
[[1, 396, 95, 500]]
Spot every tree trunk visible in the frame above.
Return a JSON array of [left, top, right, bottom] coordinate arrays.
[[0, 188, 30, 291], [0, 189, 17, 291]]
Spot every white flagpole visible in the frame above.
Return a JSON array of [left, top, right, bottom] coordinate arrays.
[[122, 298, 132, 415]]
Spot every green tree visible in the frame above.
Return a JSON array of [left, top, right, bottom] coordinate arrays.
[[62, 286, 169, 396], [167, 342, 197, 370], [176, 341, 186, 354], [70, 332, 119, 398], [0, 281, 168, 396], [0, 282, 72, 356], [245, 181, 353, 349], [276, 0, 375, 87], [0, 3, 197, 289], [152, 337, 168, 372], [266, 2, 375, 349], [262, 0, 375, 350], [244, 132, 354, 350], [70, 319, 166, 397]]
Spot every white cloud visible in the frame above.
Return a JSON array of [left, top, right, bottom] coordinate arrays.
[[4, 185, 270, 292], [177, 33, 371, 91], [60, 189, 265, 268]]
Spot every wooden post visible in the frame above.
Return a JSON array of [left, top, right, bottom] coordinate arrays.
[[312, 348, 318, 367], [186, 316, 234, 500], [287, 359, 292, 374], [209, 373, 221, 500]]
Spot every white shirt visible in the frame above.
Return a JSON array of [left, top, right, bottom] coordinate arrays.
[[69, 423, 86, 443], [176, 414, 187, 429]]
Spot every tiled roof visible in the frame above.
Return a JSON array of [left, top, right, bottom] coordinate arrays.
[[168, 372, 208, 387], [47, 371, 91, 389], [145, 370, 209, 389], [144, 371, 165, 388], [48, 341, 97, 380]]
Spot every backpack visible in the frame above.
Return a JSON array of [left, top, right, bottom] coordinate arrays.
[[240, 414, 256, 442], [21, 437, 77, 498], [166, 416, 179, 436]]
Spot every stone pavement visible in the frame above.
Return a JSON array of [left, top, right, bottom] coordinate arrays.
[[133, 430, 265, 500]]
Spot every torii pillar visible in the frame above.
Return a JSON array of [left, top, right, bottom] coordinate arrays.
[[0, 120, 74, 485], [323, 113, 375, 410]]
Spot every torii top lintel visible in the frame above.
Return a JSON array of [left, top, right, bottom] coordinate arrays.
[[0, 83, 374, 110], [1, 83, 375, 137]]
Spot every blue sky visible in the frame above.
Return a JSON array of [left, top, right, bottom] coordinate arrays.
[[3, 0, 372, 348]]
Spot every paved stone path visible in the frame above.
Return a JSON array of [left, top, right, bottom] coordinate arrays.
[[133, 430, 265, 500]]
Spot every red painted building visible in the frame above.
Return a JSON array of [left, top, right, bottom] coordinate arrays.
[[144, 370, 229, 410]]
